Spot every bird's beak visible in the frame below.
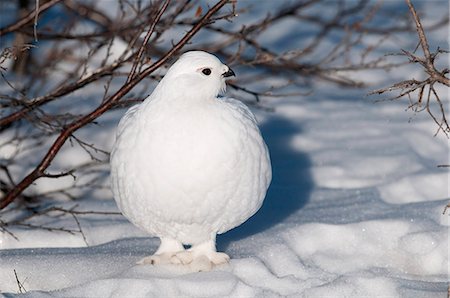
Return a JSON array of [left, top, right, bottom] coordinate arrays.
[[222, 67, 235, 78]]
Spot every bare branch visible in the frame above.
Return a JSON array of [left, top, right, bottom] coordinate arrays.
[[127, 0, 170, 83], [0, 0, 62, 37], [14, 269, 27, 294], [0, 0, 231, 210], [370, 0, 449, 136]]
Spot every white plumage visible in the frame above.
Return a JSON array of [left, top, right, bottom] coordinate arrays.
[[110, 51, 271, 270]]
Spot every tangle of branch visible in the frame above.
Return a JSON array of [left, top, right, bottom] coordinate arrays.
[[370, 0, 450, 136]]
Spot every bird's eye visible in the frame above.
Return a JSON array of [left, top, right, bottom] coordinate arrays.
[[202, 68, 212, 76]]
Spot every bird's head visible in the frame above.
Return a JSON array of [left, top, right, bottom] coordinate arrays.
[[159, 51, 235, 101]]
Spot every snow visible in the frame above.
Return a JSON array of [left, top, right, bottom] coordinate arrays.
[[2, 94, 447, 298], [1, 0, 449, 297]]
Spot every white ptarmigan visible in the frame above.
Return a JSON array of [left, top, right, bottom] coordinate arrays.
[[110, 51, 271, 270]]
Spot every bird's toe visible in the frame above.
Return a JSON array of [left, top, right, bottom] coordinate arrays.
[[171, 251, 194, 265], [208, 252, 230, 265], [190, 255, 214, 272], [137, 253, 176, 265]]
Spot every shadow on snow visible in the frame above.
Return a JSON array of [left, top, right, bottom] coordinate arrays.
[[219, 114, 314, 250]]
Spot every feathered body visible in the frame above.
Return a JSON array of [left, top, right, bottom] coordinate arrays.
[[110, 51, 271, 268]]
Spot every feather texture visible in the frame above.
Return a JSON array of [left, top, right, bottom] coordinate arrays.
[[110, 51, 271, 267]]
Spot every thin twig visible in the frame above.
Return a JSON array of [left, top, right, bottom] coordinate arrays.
[[70, 212, 89, 246], [443, 204, 450, 215], [370, 0, 449, 136], [127, 0, 170, 84], [14, 269, 27, 294], [0, 0, 61, 36], [33, 0, 40, 42]]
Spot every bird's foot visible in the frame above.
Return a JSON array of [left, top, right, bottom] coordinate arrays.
[[208, 251, 230, 265], [171, 251, 229, 271], [170, 250, 194, 264], [137, 237, 184, 265], [137, 250, 229, 271], [136, 238, 229, 271], [137, 252, 180, 265], [171, 241, 230, 271]]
